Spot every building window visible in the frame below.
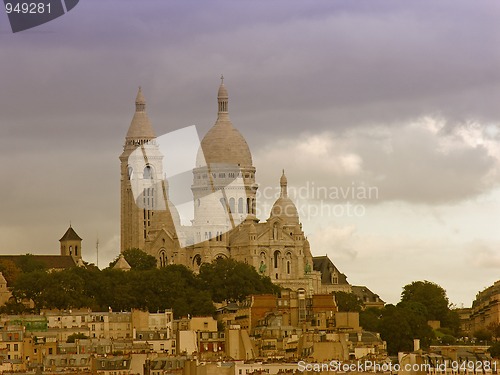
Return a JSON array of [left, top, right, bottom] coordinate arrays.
[[159, 250, 167, 267], [274, 251, 280, 268], [193, 254, 202, 267], [229, 198, 235, 212], [144, 165, 153, 179]]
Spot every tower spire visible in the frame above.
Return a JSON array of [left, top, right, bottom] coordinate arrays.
[[280, 170, 288, 198], [217, 76, 228, 114], [124, 86, 156, 142]]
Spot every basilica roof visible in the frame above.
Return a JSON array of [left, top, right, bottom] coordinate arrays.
[[198, 80, 253, 167]]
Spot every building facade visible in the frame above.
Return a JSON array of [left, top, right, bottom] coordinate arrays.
[[119, 80, 349, 295]]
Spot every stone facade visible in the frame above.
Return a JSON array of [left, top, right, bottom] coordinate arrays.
[[119, 80, 348, 295]]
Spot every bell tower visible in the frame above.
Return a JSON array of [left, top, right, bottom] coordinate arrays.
[[120, 87, 164, 252], [60, 225, 83, 261]]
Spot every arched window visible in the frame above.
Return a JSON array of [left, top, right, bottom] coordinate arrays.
[[193, 254, 202, 268], [69, 246, 73, 255], [159, 250, 166, 267], [229, 198, 235, 213], [238, 198, 244, 213], [127, 166, 133, 180], [273, 250, 280, 269], [287, 261, 291, 274], [143, 165, 153, 179]]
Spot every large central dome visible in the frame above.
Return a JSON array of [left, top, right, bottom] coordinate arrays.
[[198, 80, 253, 167]]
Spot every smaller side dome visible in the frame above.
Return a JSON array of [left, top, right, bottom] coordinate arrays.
[[270, 171, 299, 223]]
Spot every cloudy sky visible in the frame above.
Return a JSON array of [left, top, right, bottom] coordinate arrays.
[[1, 0, 499, 306]]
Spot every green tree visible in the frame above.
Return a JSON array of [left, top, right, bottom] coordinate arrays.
[[379, 305, 414, 355], [488, 342, 500, 358], [487, 322, 500, 341], [378, 303, 435, 355], [66, 333, 89, 343], [199, 258, 280, 302], [401, 281, 450, 324], [11, 265, 214, 316], [0, 299, 27, 314], [397, 301, 435, 349], [12, 270, 47, 307], [474, 329, 492, 343], [360, 307, 382, 332], [0, 259, 21, 285], [108, 248, 157, 270], [333, 291, 363, 312]]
